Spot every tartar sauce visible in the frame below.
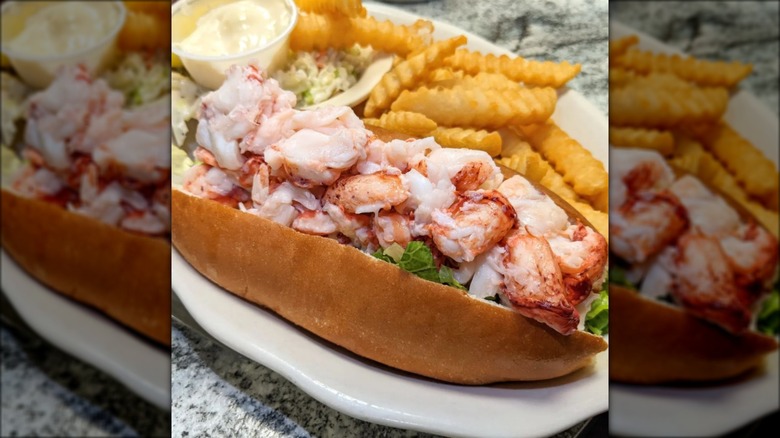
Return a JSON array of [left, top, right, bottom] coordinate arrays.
[[6, 2, 120, 57], [178, 0, 292, 57]]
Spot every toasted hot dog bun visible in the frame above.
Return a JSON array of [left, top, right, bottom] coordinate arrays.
[[610, 285, 777, 384], [1, 189, 171, 346], [172, 185, 608, 384]]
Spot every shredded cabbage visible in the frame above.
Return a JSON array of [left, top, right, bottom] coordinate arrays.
[[104, 52, 170, 107], [274, 45, 374, 108]]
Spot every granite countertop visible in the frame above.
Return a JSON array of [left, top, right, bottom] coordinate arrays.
[[0, 320, 170, 437], [612, 1, 779, 113], [171, 1, 608, 437]]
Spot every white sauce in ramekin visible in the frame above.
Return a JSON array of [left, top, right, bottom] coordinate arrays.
[[178, 0, 291, 57]]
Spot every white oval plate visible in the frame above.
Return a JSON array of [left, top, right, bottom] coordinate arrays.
[[1, 250, 171, 410], [173, 2, 609, 437], [609, 20, 780, 437]]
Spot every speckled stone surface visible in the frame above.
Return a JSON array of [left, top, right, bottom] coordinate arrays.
[[0, 323, 170, 437], [612, 1, 779, 114], [171, 1, 607, 437]]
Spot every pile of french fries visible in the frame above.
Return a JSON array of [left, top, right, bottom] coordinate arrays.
[[609, 35, 779, 236], [290, 0, 609, 238]]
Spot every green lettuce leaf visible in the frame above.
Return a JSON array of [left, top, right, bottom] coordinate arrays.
[[374, 241, 467, 290], [438, 265, 467, 291], [609, 266, 635, 289], [397, 241, 441, 283], [585, 290, 609, 336], [757, 289, 779, 336]]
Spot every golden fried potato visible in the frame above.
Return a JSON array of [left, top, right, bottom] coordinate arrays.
[[364, 111, 437, 137], [518, 122, 608, 198], [610, 35, 639, 59], [609, 68, 641, 88], [432, 127, 502, 157], [694, 123, 779, 204], [586, 190, 609, 213], [364, 36, 466, 117], [290, 13, 431, 56], [496, 128, 534, 157], [614, 48, 753, 88], [668, 132, 705, 174], [391, 85, 557, 129], [430, 72, 519, 91], [610, 126, 675, 156], [294, 0, 366, 17], [444, 49, 581, 88], [426, 68, 464, 83], [118, 10, 170, 51], [172, 53, 183, 69], [610, 83, 729, 128]]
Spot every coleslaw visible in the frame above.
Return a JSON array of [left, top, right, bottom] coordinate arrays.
[[274, 45, 375, 108]]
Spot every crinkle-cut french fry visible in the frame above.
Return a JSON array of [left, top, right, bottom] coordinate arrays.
[[496, 151, 580, 203], [610, 126, 675, 156], [430, 72, 519, 91], [294, 0, 366, 17], [496, 128, 533, 157], [614, 48, 753, 88], [444, 49, 581, 88], [432, 127, 502, 157], [609, 68, 641, 88], [609, 84, 729, 128], [426, 68, 463, 83], [610, 35, 640, 58], [364, 111, 437, 137], [635, 73, 693, 90], [518, 122, 608, 198], [391, 85, 557, 129], [669, 133, 705, 173], [364, 36, 466, 117], [290, 13, 431, 56], [118, 10, 170, 51], [691, 123, 779, 203], [587, 190, 609, 213]]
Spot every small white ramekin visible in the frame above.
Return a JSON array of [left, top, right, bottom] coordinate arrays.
[[172, 0, 298, 90], [0, 1, 127, 89]]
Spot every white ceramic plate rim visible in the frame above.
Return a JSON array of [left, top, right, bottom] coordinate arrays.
[[609, 20, 780, 437], [1, 250, 171, 410], [173, 2, 608, 437]]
